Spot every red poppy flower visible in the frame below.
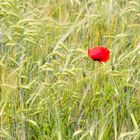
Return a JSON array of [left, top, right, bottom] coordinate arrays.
[[88, 46, 110, 63]]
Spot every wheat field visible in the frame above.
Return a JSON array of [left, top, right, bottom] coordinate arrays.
[[0, 0, 140, 140]]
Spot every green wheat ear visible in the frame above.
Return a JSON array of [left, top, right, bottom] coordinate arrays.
[[0, 65, 1, 93]]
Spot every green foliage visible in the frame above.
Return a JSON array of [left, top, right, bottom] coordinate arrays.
[[0, 0, 140, 139]]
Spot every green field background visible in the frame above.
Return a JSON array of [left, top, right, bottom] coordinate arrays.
[[0, 0, 140, 139]]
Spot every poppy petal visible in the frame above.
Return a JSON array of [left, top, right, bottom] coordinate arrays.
[[88, 46, 110, 63]]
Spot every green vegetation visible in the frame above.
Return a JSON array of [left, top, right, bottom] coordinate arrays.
[[0, 0, 140, 139]]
